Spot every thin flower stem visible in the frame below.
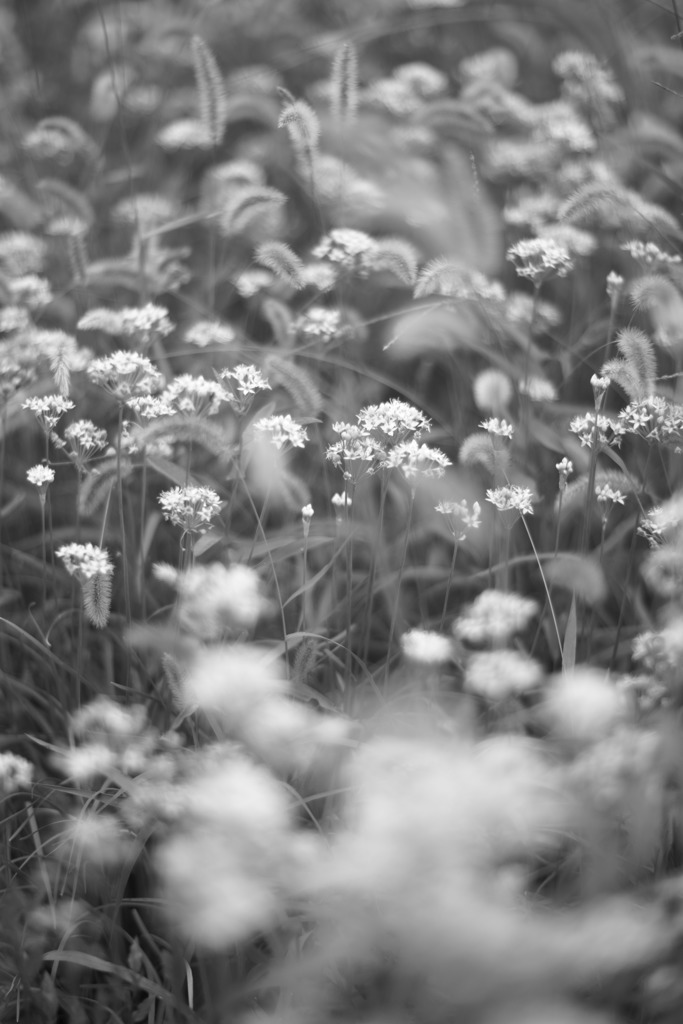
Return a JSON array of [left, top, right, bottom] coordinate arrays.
[[580, 422, 601, 553], [40, 499, 47, 611], [300, 534, 309, 633], [116, 406, 132, 631], [344, 483, 356, 699], [75, 600, 83, 710], [384, 487, 415, 688], [362, 473, 389, 663], [520, 516, 563, 661], [139, 452, 147, 621], [439, 539, 459, 631]]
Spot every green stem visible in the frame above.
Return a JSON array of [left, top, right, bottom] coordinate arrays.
[[439, 539, 459, 631], [362, 474, 389, 663], [384, 487, 415, 688], [116, 406, 132, 632], [520, 516, 563, 662]]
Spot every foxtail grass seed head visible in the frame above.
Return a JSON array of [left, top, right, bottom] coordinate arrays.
[[158, 485, 221, 533]]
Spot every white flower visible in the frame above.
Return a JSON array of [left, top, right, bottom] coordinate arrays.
[[486, 485, 534, 517], [401, 629, 453, 665], [357, 399, 431, 443], [253, 415, 308, 450], [507, 237, 574, 282], [381, 440, 451, 479], [57, 543, 113, 580], [179, 645, 288, 720], [22, 395, 74, 432], [87, 351, 163, 402], [472, 369, 514, 414], [479, 418, 514, 439], [219, 364, 271, 414], [27, 464, 54, 488], [465, 650, 544, 700], [454, 590, 538, 646], [185, 320, 236, 348], [543, 668, 628, 748], [158, 486, 221, 533], [160, 562, 267, 640]]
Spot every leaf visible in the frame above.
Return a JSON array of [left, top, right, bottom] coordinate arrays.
[[562, 594, 577, 673]]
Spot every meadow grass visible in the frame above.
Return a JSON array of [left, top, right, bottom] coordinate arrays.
[[4, 1, 683, 1021]]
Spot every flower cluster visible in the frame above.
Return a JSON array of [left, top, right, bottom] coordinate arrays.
[[57, 543, 114, 581], [59, 419, 108, 472], [22, 395, 75, 433], [78, 304, 174, 345], [218, 365, 271, 415], [381, 440, 451, 480], [312, 228, 378, 272], [454, 590, 539, 646], [486, 485, 534, 517], [87, 351, 164, 403], [0, 752, 34, 795], [569, 412, 624, 449], [253, 415, 308, 450], [185, 320, 236, 349], [158, 486, 222, 533], [435, 499, 482, 541], [163, 374, 227, 417], [617, 397, 683, 449], [506, 237, 574, 283]]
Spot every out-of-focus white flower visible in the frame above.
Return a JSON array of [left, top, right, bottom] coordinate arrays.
[[454, 590, 538, 646], [473, 370, 514, 414], [178, 644, 288, 720], [27, 464, 54, 489], [465, 650, 544, 700], [156, 562, 267, 640], [401, 629, 453, 666], [158, 486, 221, 533], [543, 668, 628, 748]]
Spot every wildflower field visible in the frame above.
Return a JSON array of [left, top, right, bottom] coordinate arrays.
[[8, 0, 683, 1021]]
